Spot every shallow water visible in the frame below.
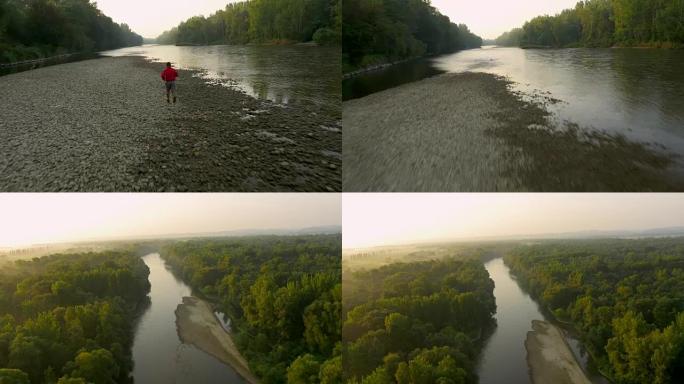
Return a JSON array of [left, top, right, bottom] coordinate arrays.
[[131, 253, 244, 384], [434, 46, 684, 155], [479, 258, 608, 384], [345, 46, 684, 157], [103, 44, 340, 113]]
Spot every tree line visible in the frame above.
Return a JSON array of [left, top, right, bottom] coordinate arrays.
[[156, 0, 341, 46], [343, 0, 482, 72], [160, 235, 342, 384], [496, 0, 684, 48], [0, 251, 151, 384], [504, 238, 684, 384], [342, 258, 496, 383], [0, 0, 143, 63]]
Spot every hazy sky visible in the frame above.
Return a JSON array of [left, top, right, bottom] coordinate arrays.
[[343, 194, 684, 248], [432, 0, 579, 39], [96, 0, 239, 38], [0, 194, 340, 248]]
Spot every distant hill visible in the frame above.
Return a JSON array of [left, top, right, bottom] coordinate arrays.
[[191, 225, 342, 238], [455, 226, 684, 243]]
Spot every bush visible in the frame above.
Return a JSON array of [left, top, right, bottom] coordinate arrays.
[[313, 28, 339, 46]]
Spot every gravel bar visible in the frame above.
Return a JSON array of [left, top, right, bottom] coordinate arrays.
[[525, 320, 591, 384], [175, 297, 258, 384], [0, 56, 341, 191], [343, 72, 682, 191]]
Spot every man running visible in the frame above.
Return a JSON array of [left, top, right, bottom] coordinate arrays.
[[161, 62, 179, 103]]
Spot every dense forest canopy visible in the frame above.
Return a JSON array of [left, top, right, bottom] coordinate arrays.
[[156, 0, 341, 46], [161, 235, 342, 384], [342, 258, 496, 383], [496, 0, 684, 48], [342, 0, 482, 72], [504, 238, 684, 384], [0, 251, 150, 384], [0, 0, 143, 63]]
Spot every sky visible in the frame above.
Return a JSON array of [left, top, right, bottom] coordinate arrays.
[[432, 0, 580, 40], [0, 194, 340, 248], [94, 0, 580, 39], [343, 194, 684, 249], [96, 0, 240, 38]]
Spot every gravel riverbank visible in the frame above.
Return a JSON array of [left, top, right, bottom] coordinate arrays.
[[526, 320, 591, 384], [0, 56, 341, 191], [343, 72, 681, 191], [175, 296, 258, 384]]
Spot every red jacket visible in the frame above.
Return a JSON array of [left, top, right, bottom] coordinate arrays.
[[161, 67, 178, 81]]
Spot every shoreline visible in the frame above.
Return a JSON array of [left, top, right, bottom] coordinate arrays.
[[175, 296, 259, 384], [0, 56, 341, 192], [526, 320, 592, 384], [343, 71, 682, 192]]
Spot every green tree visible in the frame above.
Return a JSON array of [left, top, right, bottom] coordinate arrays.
[[0, 369, 30, 384], [68, 349, 119, 384], [286, 354, 320, 384]]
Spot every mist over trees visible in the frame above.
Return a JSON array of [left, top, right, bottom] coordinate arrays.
[[161, 235, 342, 384], [0, 0, 143, 63], [505, 238, 684, 384], [342, 258, 496, 383], [0, 251, 150, 384], [156, 0, 341, 46], [496, 0, 684, 48], [343, 0, 483, 72]]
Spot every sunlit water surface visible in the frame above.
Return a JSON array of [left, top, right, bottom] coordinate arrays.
[[103, 44, 340, 113], [131, 253, 244, 384], [346, 46, 684, 157]]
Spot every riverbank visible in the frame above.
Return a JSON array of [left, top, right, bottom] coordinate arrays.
[[175, 296, 259, 384], [343, 72, 682, 191], [0, 56, 341, 191], [526, 320, 592, 384]]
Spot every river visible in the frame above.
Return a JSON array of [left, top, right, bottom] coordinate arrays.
[[344, 46, 684, 163], [478, 257, 609, 384], [103, 44, 340, 114], [131, 253, 245, 384]]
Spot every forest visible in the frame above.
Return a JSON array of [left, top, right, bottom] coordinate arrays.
[[0, 0, 142, 63], [156, 0, 341, 46], [496, 0, 684, 48], [160, 234, 342, 384], [504, 238, 684, 384], [342, 258, 496, 383], [342, 0, 482, 72], [0, 251, 150, 384]]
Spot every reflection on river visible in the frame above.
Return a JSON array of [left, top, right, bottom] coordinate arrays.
[[104, 44, 340, 113], [131, 253, 244, 384], [345, 46, 684, 160], [479, 258, 608, 384], [434, 47, 684, 156]]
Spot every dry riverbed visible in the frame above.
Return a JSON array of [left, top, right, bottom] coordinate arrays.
[[343, 72, 681, 191], [0, 56, 341, 191], [526, 320, 591, 384], [175, 296, 259, 384]]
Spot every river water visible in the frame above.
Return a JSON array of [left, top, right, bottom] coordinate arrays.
[[103, 44, 340, 113], [478, 258, 609, 384], [345, 46, 684, 159], [131, 253, 244, 384]]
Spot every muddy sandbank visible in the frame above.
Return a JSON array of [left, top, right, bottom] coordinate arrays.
[[175, 296, 259, 384], [525, 320, 591, 384]]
